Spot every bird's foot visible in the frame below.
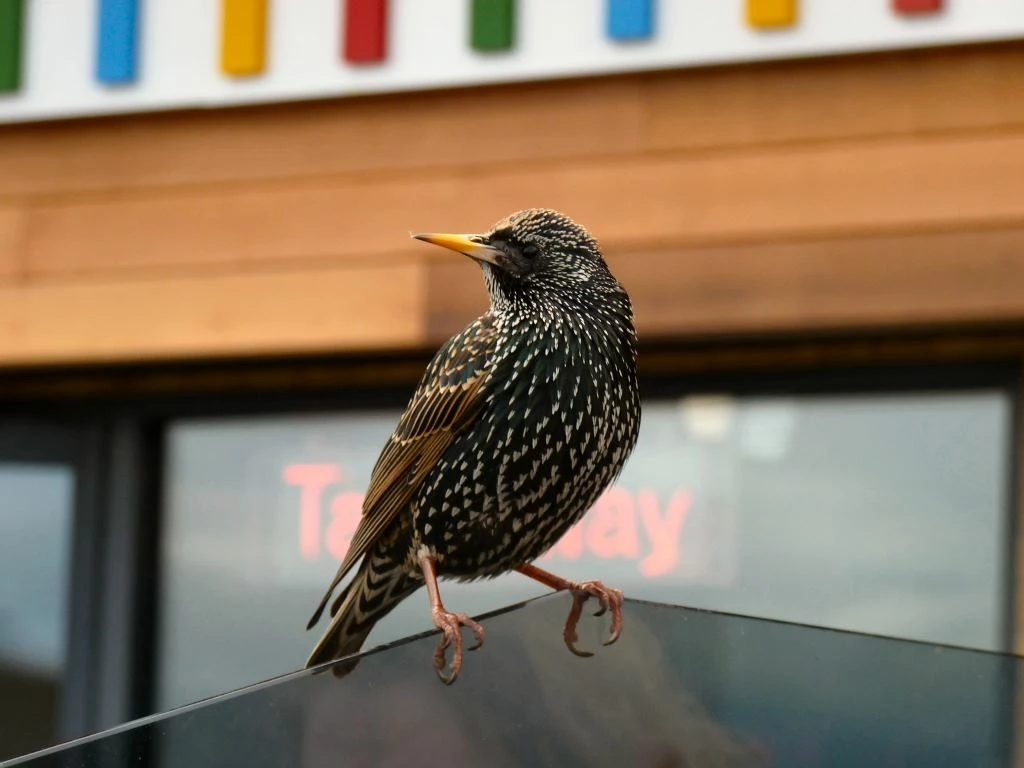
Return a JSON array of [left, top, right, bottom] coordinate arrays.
[[564, 580, 624, 658], [431, 608, 485, 685]]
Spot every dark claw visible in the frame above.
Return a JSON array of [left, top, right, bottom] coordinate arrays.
[[566, 638, 594, 658], [466, 622, 485, 652], [436, 665, 457, 685], [603, 586, 624, 646], [564, 591, 595, 658], [433, 637, 452, 682]]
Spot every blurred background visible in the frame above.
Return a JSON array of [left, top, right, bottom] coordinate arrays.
[[1, 0, 1024, 762]]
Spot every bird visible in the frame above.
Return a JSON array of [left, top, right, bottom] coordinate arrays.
[[305, 208, 641, 684]]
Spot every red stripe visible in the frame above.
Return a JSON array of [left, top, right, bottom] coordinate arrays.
[[892, 0, 943, 13], [343, 0, 387, 64]]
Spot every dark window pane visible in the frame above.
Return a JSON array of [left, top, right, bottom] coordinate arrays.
[[0, 465, 75, 762], [157, 387, 1012, 710]]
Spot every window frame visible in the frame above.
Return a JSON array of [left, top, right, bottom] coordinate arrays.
[[0, 419, 102, 755]]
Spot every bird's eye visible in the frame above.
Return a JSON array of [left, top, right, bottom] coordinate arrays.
[[521, 243, 539, 260]]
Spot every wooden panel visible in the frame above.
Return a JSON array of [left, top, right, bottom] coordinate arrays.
[[427, 228, 1024, 343], [0, 263, 424, 365], [615, 230, 1024, 338], [0, 78, 641, 198], [0, 206, 22, 281], [425, 258, 489, 342], [26, 131, 1024, 278], [3, 43, 1023, 201], [643, 43, 1024, 152]]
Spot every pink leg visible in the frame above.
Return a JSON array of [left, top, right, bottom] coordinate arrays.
[[516, 563, 624, 657], [420, 553, 485, 684]]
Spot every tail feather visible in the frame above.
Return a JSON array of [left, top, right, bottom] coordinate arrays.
[[305, 558, 420, 678]]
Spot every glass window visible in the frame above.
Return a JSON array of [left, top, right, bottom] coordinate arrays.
[[0, 464, 75, 762], [157, 384, 1013, 710]]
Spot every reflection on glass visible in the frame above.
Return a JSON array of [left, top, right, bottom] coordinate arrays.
[[8, 598, 1020, 768], [0, 465, 75, 763], [158, 388, 1012, 711]]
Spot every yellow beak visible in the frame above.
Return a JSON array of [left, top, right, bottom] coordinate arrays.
[[412, 232, 501, 266]]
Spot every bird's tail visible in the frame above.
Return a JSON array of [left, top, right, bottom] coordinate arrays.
[[305, 558, 421, 678]]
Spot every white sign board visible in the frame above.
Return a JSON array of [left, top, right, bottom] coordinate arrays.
[[1, 0, 1023, 125]]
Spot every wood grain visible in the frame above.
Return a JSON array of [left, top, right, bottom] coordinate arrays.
[[643, 42, 1024, 152], [1, 44, 1022, 201], [0, 263, 424, 365], [25, 130, 1024, 278], [0, 206, 22, 281], [6, 43, 1024, 364], [0, 78, 641, 199], [615, 229, 1024, 339], [427, 228, 1024, 342]]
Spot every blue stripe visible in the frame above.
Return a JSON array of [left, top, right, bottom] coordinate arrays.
[[607, 0, 654, 41], [96, 0, 139, 84]]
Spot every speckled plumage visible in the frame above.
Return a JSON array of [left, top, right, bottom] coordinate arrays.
[[306, 208, 641, 682]]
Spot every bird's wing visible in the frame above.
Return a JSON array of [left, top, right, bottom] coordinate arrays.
[[306, 315, 498, 630]]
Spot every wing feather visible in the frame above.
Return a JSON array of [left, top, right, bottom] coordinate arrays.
[[306, 316, 497, 630]]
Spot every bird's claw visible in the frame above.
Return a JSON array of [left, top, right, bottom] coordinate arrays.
[[563, 581, 624, 658], [431, 609, 485, 685]]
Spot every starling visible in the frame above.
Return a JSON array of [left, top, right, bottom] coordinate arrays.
[[305, 208, 641, 683]]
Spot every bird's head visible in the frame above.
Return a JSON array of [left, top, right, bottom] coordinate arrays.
[[414, 208, 620, 313]]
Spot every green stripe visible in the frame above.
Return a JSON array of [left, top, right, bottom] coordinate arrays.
[[471, 0, 514, 52], [0, 0, 23, 93]]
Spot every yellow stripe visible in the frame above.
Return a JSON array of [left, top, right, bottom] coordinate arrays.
[[747, 0, 797, 28], [221, 0, 267, 77]]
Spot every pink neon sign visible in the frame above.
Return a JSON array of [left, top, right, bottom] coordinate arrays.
[[283, 463, 693, 578]]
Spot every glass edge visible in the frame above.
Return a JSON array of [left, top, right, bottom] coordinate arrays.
[[3, 594, 1019, 766]]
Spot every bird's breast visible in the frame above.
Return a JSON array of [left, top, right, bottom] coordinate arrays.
[[415, 313, 640, 576]]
